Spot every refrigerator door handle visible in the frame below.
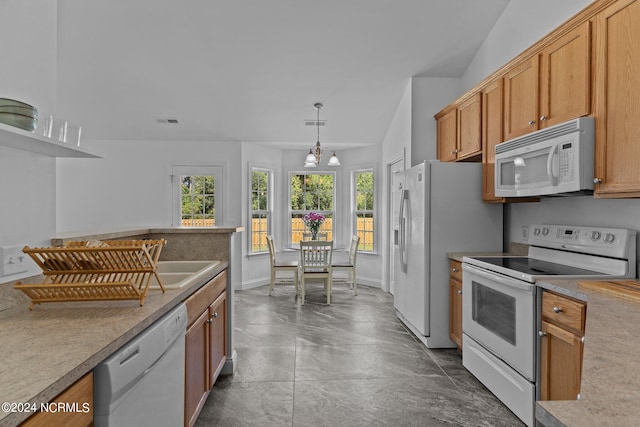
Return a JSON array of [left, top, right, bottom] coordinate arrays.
[[399, 189, 408, 273]]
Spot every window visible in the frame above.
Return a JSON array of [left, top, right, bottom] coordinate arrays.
[[289, 172, 334, 244], [353, 169, 374, 252], [171, 165, 223, 227], [249, 167, 272, 253]]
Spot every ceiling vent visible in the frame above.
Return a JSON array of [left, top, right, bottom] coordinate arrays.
[[304, 120, 326, 127], [155, 117, 179, 124]]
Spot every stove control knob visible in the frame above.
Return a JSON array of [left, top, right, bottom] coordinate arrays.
[[604, 233, 616, 243], [542, 227, 550, 236], [590, 231, 601, 241], [533, 227, 541, 236]]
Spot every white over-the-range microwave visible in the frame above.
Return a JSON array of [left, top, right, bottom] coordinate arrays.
[[495, 117, 594, 197]]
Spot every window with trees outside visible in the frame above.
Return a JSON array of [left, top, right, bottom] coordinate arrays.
[[290, 172, 334, 244], [172, 165, 223, 227], [354, 169, 374, 252], [250, 167, 272, 253]]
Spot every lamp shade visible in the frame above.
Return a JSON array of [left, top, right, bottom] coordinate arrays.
[[328, 152, 341, 166]]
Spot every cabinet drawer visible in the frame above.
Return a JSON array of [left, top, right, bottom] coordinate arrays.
[[185, 270, 227, 326], [542, 291, 586, 333], [450, 260, 463, 282]]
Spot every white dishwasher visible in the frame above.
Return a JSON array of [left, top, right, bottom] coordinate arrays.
[[94, 303, 188, 427]]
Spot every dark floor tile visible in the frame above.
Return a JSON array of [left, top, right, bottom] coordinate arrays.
[[232, 345, 296, 383], [295, 341, 445, 381], [196, 379, 294, 427], [196, 284, 523, 427]]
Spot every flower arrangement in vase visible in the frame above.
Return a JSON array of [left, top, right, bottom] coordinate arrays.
[[302, 212, 325, 240]]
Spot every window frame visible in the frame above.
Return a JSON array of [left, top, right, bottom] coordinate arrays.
[[288, 171, 336, 246], [248, 166, 273, 255], [352, 166, 376, 254], [171, 164, 224, 227]]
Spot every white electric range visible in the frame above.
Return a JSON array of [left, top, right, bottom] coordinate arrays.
[[461, 224, 637, 426]]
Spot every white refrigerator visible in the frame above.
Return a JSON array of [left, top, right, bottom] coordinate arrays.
[[393, 160, 503, 348]]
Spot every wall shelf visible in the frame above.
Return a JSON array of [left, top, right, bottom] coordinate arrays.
[[0, 122, 102, 158]]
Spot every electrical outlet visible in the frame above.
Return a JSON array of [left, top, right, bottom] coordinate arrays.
[[0, 246, 28, 277], [521, 226, 529, 242]]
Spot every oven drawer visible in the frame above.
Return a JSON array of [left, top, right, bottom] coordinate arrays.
[[450, 260, 462, 282], [541, 291, 586, 333]]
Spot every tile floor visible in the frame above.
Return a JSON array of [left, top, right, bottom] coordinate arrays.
[[195, 282, 524, 427]]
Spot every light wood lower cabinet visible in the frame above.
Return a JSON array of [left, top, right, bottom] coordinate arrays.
[[184, 270, 227, 427], [539, 291, 586, 401], [449, 260, 463, 351], [20, 372, 93, 427]]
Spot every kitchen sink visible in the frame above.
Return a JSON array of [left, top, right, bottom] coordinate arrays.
[[156, 260, 219, 274], [148, 260, 221, 289]]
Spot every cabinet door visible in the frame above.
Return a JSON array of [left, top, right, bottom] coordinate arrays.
[[593, 0, 640, 197], [504, 56, 540, 140], [209, 291, 227, 386], [185, 310, 210, 427], [539, 21, 591, 128], [449, 278, 463, 350], [21, 373, 93, 427], [457, 93, 482, 160], [482, 78, 505, 202], [437, 108, 458, 162], [539, 320, 583, 401]]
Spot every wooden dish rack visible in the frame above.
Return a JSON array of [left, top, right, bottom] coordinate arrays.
[[14, 239, 167, 309]]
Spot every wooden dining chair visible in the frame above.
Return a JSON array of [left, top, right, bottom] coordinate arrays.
[[266, 235, 299, 296], [332, 235, 360, 295], [298, 240, 333, 305]]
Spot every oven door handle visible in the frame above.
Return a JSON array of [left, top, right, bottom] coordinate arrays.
[[463, 264, 536, 294]]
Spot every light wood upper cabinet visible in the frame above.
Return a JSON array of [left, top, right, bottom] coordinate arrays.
[[482, 78, 504, 202], [436, 108, 458, 162], [504, 55, 540, 140], [436, 93, 482, 162], [457, 93, 482, 160], [539, 21, 591, 128], [504, 21, 591, 141], [593, 0, 640, 198]]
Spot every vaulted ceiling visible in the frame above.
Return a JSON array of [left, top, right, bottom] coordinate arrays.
[[56, 0, 510, 148]]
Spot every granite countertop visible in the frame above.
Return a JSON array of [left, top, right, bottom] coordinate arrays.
[[50, 226, 244, 246], [535, 278, 640, 427], [0, 261, 228, 427]]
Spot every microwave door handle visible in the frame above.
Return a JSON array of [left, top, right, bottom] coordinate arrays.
[[547, 144, 559, 186]]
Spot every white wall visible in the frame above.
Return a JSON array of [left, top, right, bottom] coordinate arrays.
[[0, 0, 58, 282], [56, 139, 244, 288], [240, 142, 283, 289], [461, 0, 593, 92], [410, 76, 461, 165], [459, 0, 640, 249]]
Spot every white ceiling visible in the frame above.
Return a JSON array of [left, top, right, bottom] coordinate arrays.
[[56, 0, 509, 149]]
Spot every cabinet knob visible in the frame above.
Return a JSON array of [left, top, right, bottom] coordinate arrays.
[[207, 318, 213, 324], [553, 306, 563, 313], [452, 268, 458, 272], [212, 312, 219, 319], [528, 120, 535, 126], [593, 178, 602, 184], [457, 290, 462, 295], [540, 115, 548, 121], [539, 331, 547, 337]]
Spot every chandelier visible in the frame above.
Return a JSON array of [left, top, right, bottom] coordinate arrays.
[[304, 103, 340, 167]]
